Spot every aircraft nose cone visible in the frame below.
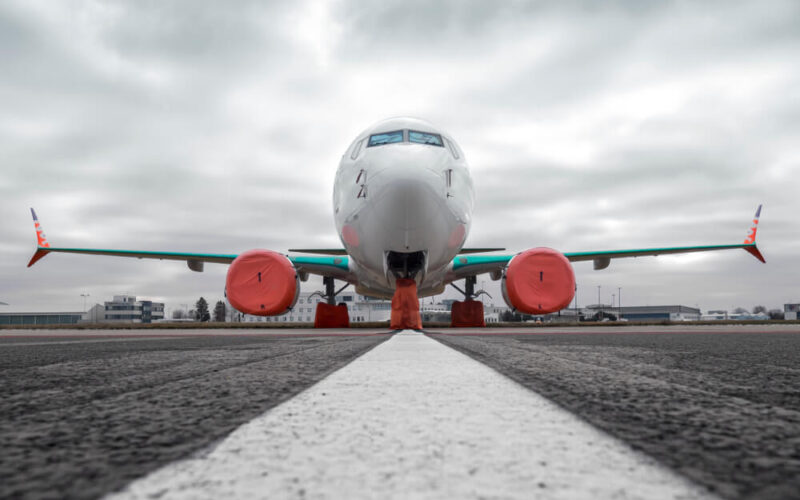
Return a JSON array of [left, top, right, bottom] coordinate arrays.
[[379, 173, 442, 230], [367, 164, 450, 252]]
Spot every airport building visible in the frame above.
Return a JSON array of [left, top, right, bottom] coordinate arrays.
[[239, 293, 505, 324], [241, 294, 510, 324], [100, 295, 165, 323], [785, 304, 800, 321], [0, 295, 166, 325], [702, 310, 730, 320], [583, 304, 701, 322], [239, 291, 392, 324], [0, 311, 84, 326]]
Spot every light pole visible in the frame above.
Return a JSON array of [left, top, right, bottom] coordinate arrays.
[[574, 284, 578, 322], [597, 285, 601, 319], [612, 293, 616, 319], [618, 287, 622, 320], [80, 293, 90, 312]]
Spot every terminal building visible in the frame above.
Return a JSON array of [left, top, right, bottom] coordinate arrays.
[[0, 311, 84, 326], [785, 304, 800, 321], [93, 295, 165, 323], [239, 293, 509, 325], [583, 304, 701, 322], [0, 295, 165, 326], [241, 299, 704, 324], [238, 291, 392, 324]]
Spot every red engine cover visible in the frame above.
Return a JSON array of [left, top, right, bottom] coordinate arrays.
[[502, 248, 575, 314], [225, 249, 299, 316]]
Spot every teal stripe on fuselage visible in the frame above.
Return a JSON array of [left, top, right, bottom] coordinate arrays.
[[290, 255, 350, 272], [452, 254, 512, 271]]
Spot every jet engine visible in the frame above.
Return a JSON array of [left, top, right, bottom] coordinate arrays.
[[225, 249, 300, 316], [501, 248, 575, 314]]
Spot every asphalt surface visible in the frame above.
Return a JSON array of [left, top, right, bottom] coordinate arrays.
[[431, 327, 800, 500], [0, 330, 390, 500], [110, 331, 716, 500]]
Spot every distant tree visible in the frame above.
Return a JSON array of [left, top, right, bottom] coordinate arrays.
[[768, 309, 784, 320], [172, 309, 185, 320], [195, 297, 210, 322], [213, 300, 226, 322], [733, 307, 748, 314], [753, 305, 767, 314]]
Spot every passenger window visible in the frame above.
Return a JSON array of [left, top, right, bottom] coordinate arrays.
[[409, 130, 444, 147], [368, 130, 404, 147]]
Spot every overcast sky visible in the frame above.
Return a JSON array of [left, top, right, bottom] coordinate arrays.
[[1, 0, 798, 314]]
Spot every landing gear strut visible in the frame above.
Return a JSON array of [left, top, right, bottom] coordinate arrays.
[[449, 276, 490, 327], [449, 276, 491, 302], [317, 276, 349, 305]]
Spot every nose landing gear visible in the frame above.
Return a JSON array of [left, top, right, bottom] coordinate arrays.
[[385, 250, 425, 330], [390, 278, 422, 330]]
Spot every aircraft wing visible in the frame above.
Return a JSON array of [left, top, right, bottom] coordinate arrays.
[[26, 209, 354, 280], [449, 205, 765, 280]]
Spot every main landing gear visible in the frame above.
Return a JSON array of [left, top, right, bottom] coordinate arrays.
[[449, 276, 490, 327], [312, 277, 350, 328]]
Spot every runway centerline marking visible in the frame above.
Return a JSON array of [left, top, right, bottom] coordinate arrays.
[[108, 330, 717, 499]]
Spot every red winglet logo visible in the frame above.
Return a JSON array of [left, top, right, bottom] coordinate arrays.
[[743, 204, 762, 245], [27, 208, 52, 267], [31, 208, 50, 248]]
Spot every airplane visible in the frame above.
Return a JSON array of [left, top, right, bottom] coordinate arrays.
[[27, 117, 765, 329]]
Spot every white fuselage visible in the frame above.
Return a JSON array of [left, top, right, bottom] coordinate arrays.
[[333, 117, 475, 299]]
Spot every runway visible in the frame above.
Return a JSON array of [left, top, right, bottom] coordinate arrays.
[[1, 325, 799, 499], [0, 329, 390, 499]]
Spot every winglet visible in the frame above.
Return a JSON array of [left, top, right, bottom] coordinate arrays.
[[744, 245, 765, 263], [743, 204, 761, 244], [27, 208, 51, 267], [742, 204, 765, 263]]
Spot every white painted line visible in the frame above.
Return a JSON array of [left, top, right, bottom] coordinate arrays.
[[108, 331, 717, 500]]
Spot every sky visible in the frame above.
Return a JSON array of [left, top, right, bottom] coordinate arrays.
[[1, 0, 798, 315]]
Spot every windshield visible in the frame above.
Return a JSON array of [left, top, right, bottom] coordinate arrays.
[[368, 130, 404, 147], [409, 130, 443, 147]]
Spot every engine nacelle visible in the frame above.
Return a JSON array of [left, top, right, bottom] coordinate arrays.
[[225, 249, 300, 316], [501, 248, 575, 314]]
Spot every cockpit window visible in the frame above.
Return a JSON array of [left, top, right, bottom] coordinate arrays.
[[444, 138, 460, 159], [368, 130, 404, 147], [350, 139, 364, 160], [409, 130, 444, 147]]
